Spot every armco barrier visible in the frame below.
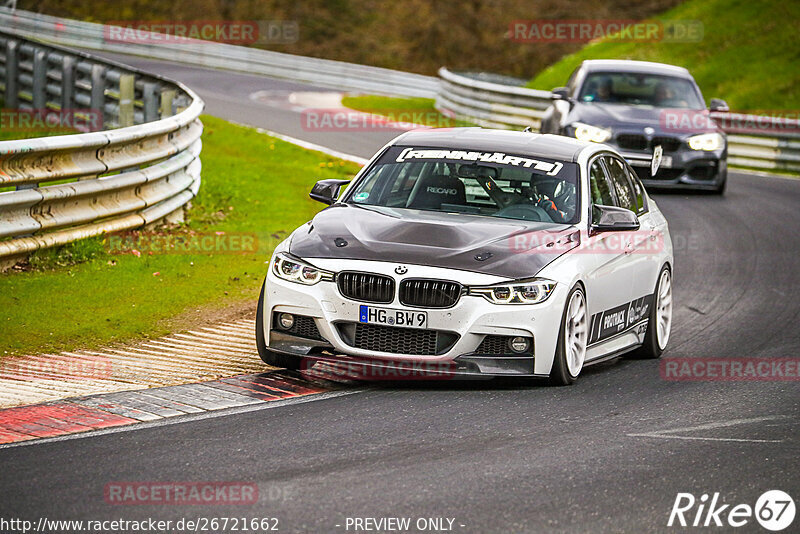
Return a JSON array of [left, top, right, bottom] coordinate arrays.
[[0, 8, 438, 99], [436, 68, 800, 173], [0, 31, 204, 264]]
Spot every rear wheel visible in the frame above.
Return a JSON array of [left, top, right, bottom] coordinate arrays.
[[255, 281, 302, 370], [631, 266, 672, 359], [549, 284, 588, 386]]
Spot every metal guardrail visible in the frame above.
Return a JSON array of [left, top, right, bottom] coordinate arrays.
[[0, 32, 204, 264], [0, 8, 439, 99], [436, 68, 800, 174]]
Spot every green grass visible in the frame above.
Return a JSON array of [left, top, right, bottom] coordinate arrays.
[[0, 115, 360, 356], [526, 0, 800, 112], [341, 95, 474, 127]]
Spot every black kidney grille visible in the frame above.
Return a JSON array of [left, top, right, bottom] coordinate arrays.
[[399, 279, 462, 308], [616, 134, 648, 151], [652, 136, 681, 152], [617, 134, 681, 153], [337, 272, 395, 303]]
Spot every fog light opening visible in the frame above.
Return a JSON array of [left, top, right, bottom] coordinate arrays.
[[509, 337, 531, 353], [278, 313, 295, 330]]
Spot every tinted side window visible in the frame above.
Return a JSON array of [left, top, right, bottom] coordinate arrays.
[[589, 159, 615, 206], [604, 157, 637, 212], [625, 165, 646, 214]]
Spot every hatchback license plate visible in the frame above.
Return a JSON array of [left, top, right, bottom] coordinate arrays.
[[359, 305, 428, 328]]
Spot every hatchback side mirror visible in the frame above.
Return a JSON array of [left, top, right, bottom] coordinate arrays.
[[591, 204, 640, 232], [310, 179, 350, 205], [709, 98, 729, 112], [551, 87, 570, 101]]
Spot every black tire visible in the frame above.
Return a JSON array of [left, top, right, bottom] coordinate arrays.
[[630, 265, 672, 359], [255, 281, 302, 370], [549, 284, 586, 386], [712, 166, 727, 195]]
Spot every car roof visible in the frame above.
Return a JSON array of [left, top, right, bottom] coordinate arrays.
[[580, 59, 693, 79], [390, 128, 593, 163]]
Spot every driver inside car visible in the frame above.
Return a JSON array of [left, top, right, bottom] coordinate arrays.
[[530, 176, 574, 222]]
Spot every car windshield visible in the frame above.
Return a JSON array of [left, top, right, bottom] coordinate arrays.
[[578, 72, 704, 109], [344, 146, 580, 224]]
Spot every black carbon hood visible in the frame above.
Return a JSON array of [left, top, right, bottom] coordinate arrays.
[[288, 204, 579, 279]]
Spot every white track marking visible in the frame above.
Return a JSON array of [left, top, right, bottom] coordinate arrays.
[[0, 388, 368, 450], [627, 415, 791, 443]]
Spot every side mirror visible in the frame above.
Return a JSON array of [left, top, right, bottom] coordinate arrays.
[[310, 179, 350, 205], [709, 98, 729, 112], [551, 87, 570, 101], [591, 204, 640, 232]]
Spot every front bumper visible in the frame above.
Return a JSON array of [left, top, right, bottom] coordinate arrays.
[[619, 146, 727, 190], [261, 260, 566, 377]]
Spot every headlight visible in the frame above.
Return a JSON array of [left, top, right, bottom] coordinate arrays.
[[572, 122, 612, 143], [272, 253, 334, 285], [687, 132, 724, 151], [468, 278, 556, 305]]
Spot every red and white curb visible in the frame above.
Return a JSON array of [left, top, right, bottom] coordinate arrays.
[[0, 319, 273, 408], [0, 371, 333, 446]]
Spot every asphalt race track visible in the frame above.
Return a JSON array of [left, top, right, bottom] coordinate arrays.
[[0, 55, 797, 533]]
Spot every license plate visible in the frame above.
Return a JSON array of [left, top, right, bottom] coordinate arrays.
[[359, 305, 428, 328]]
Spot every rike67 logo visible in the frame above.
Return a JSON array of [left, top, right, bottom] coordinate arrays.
[[668, 490, 795, 531]]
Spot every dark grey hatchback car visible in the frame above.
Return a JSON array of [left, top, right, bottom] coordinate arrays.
[[540, 59, 729, 193]]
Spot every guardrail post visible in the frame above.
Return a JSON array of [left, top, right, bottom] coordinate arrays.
[[90, 63, 106, 128], [32, 49, 47, 110], [60, 55, 75, 111], [142, 81, 158, 122], [4, 39, 18, 108], [160, 88, 175, 118], [118, 73, 134, 127]]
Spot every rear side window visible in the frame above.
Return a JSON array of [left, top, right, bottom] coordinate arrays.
[[604, 156, 638, 213], [589, 159, 614, 206], [625, 165, 647, 214]]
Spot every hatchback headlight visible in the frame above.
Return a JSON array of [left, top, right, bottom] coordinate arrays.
[[272, 253, 334, 285], [687, 132, 724, 151], [469, 278, 556, 305], [572, 122, 612, 143]]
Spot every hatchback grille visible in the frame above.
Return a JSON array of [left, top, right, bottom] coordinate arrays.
[[337, 272, 395, 303], [617, 134, 681, 153], [616, 134, 648, 151], [399, 279, 462, 308], [652, 136, 681, 153], [336, 323, 459, 356]]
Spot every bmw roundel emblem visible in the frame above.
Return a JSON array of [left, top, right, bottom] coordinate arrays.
[[395, 265, 408, 275]]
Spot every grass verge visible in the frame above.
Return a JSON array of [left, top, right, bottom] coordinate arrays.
[[0, 115, 360, 357], [526, 0, 799, 112]]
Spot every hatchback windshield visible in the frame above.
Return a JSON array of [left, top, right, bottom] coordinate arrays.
[[344, 146, 580, 224], [579, 72, 704, 109]]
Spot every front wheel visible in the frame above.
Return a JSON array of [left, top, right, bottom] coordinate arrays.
[[549, 284, 588, 386], [631, 266, 672, 359], [255, 281, 302, 370]]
